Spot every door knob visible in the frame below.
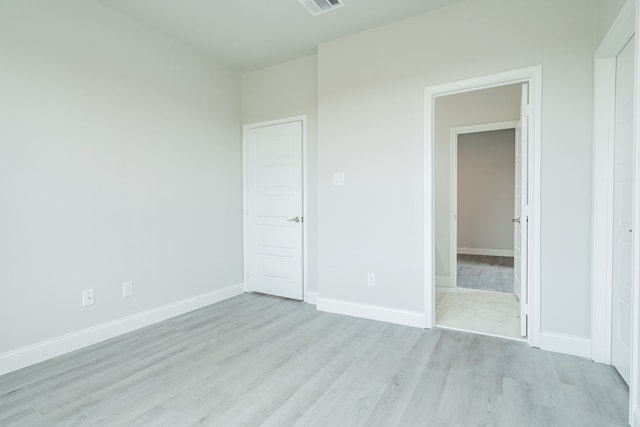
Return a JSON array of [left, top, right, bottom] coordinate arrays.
[[287, 217, 301, 223], [512, 217, 520, 224]]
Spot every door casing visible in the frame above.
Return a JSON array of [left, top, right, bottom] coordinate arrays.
[[591, 0, 635, 366], [448, 120, 519, 291], [591, 1, 640, 424], [424, 66, 542, 348], [242, 115, 309, 302]]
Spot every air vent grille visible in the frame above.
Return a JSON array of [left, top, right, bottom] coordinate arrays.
[[299, 0, 344, 16]]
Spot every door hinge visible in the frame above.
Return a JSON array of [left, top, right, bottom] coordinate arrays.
[[521, 303, 528, 315], [522, 104, 530, 116]]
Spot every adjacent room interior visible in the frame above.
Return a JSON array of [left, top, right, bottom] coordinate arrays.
[[1, 0, 639, 425], [434, 84, 524, 341]]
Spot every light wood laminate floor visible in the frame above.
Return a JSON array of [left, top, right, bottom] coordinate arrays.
[[0, 294, 629, 426]]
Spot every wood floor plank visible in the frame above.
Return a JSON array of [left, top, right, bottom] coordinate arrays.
[[365, 328, 443, 427], [0, 294, 629, 427]]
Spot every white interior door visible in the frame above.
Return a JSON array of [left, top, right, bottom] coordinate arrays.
[[246, 120, 303, 300], [611, 36, 635, 385], [514, 83, 529, 337], [514, 122, 522, 301]]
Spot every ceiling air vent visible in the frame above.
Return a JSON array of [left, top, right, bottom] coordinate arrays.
[[299, 0, 344, 16]]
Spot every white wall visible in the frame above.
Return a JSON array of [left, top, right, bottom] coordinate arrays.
[[317, 0, 597, 338], [0, 0, 242, 354], [597, 0, 628, 42], [241, 55, 318, 294], [457, 129, 515, 254], [434, 85, 521, 277]]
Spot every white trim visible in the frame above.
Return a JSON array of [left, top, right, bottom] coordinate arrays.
[[0, 283, 244, 376], [633, 407, 640, 427], [451, 121, 519, 135], [457, 248, 514, 257], [317, 297, 424, 328], [540, 331, 591, 359], [631, 2, 640, 425], [591, 0, 635, 365], [591, 57, 617, 364], [436, 275, 452, 287], [424, 66, 542, 349], [242, 115, 308, 301], [436, 324, 526, 343], [304, 291, 318, 305], [597, 0, 636, 59]]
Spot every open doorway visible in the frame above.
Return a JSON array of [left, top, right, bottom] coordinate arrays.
[[425, 70, 540, 344], [439, 121, 520, 340]]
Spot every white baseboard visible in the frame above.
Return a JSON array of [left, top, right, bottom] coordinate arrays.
[[436, 275, 452, 287], [304, 291, 318, 305], [316, 297, 424, 328], [540, 331, 591, 358], [0, 283, 244, 376], [458, 248, 514, 257]]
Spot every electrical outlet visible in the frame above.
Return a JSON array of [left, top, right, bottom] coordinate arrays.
[[122, 281, 133, 298], [82, 289, 95, 306], [333, 173, 345, 186], [367, 273, 375, 287]]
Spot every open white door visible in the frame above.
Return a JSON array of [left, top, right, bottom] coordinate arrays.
[[611, 36, 634, 385], [514, 122, 522, 302], [514, 83, 529, 338], [246, 120, 303, 300]]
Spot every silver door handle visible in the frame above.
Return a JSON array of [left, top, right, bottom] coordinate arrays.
[[287, 217, 301, 223], [512, 218, 520, 224]]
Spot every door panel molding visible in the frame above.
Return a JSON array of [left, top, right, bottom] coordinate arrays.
[[242, 115, 308, 301], [424, 66, 542, 348]]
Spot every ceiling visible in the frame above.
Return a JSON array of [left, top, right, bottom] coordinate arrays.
[[99, 0, 464, 72]]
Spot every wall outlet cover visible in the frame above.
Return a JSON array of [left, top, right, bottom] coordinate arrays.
[[122, 281, 133, 298], [82, 289, 95, 306], [367, 273, 375, 286]]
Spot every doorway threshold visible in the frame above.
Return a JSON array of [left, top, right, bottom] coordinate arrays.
[[436, 287, 523, 341], [435, 324, 526, 343]]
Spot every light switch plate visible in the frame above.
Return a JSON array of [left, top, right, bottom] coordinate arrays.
[[333, 173, 345, 186]]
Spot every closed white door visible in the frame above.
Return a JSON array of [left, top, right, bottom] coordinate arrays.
[[246, 120, 303, 300], [612, 36, 635, 385], [514, 83, 529, 338]]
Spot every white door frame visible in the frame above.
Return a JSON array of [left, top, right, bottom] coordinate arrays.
[[591, 0, 635, 367], [633, 0, 640, 422], [424, 66, 542, 347], [242, 115, 309, 302], [449, 120, 519, 289], [592, 1, 640, 424]]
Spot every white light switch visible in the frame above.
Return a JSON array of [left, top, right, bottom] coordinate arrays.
[[333, 173, 345, 186]]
